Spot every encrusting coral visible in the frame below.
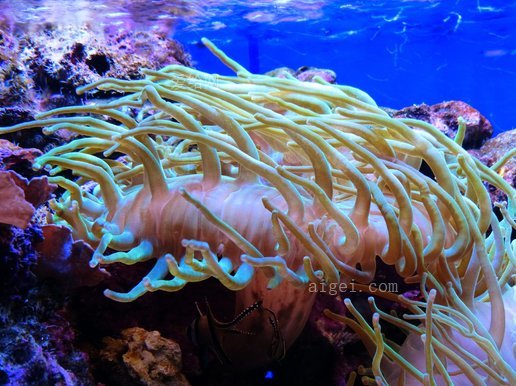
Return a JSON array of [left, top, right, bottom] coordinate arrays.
[[1, 38, 514, 382]]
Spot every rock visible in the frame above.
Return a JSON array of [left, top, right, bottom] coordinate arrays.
[[0, 24, 192, 133], [35, 224, 109, 288], [0, 221, 95, 386], [0, 29, 34, 107], [0, 324, 93, 386], [266, 66, 337, 83], [100, 327, 190, 386], [0, 139, 42, 177], [0, 107, 35, 127], [469, 128, 516, 203], [295, 66, 337, 83], [393, 101, 493, 149]]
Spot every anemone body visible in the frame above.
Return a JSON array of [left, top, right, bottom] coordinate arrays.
[[95, 172, 319, 359]]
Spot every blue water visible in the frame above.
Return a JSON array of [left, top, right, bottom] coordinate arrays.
[[2, 0, 515, 134], [175, 1, 516, 135]]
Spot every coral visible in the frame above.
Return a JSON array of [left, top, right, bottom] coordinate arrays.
[[0, 29, 33, 107], [0, 139, 95, 385], [0, 171, 36, 228], [1, 38, 514, 383], [0, 23, 191, 139], [0, 219, 95, 386], [0, 169, 55, 228], [0, 223, 41, 294], [0, 106, 35, 127], [0, 323, 93, 386], [99, 327, 190, 386], [0, 139, 42, 176], [17, 25, 191, 109]]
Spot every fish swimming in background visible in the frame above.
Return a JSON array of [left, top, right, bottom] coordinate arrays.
[[188, 299, 286, 368]]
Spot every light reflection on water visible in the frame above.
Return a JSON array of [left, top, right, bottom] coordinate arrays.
[[1, 0, 328, 34], [0, 1, 472, 35]]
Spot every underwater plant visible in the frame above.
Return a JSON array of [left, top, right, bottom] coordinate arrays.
[[1, 38, 514, 381]]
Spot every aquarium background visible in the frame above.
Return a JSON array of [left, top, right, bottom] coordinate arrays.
[[2, 0, 514, 134]]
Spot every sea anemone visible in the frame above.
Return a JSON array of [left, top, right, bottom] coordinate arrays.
[[1, 38, 514, 377]]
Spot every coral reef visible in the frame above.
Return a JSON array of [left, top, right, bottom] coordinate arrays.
[[17, 25, 191, 108], [0, 139, 56, 229], [392, 103, 514, 204], [0, 139, 96, 385], [0, 29, 32, 106], [0, 22, 191, 150], [0, 319, 94, 386]]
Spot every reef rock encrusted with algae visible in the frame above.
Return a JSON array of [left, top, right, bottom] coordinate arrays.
[[100, 327, 190, 386], [392, 101, 493, 150], [0, 140, 98, 385], [1, 38, 515, 384], [0, 23, 191, 136], [469, 128, 516, 204]]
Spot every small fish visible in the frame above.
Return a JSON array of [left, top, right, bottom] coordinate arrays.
[[266, 310, 286, 362], [187, 298, 285, 367]]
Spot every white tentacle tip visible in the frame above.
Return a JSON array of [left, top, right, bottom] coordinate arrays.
[[143, 277, 154, 291], [89, 255, 100, 268]]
